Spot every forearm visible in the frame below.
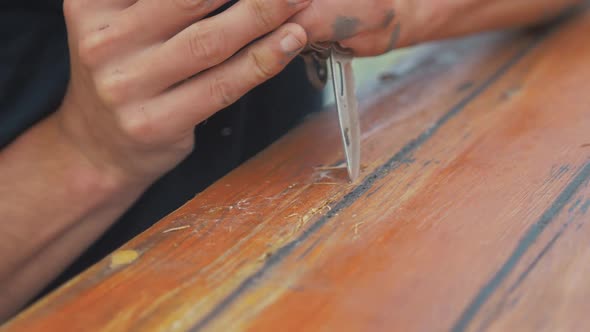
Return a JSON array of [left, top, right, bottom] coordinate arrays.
[[403, 0, 583, 47], [0, 110, 147, 320], [0, 0, 311, 319]]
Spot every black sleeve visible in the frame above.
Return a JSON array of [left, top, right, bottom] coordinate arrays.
[[0, 4, 70, 149]]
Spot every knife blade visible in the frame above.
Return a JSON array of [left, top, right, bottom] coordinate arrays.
[[328, 47, 361, 181]]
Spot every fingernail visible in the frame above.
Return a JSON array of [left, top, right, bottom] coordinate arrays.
[[281, 34, 303, 54]]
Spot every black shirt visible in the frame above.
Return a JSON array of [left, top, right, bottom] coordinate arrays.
[[1, 1, 322, 294]]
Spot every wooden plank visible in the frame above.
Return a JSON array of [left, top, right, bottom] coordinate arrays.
[[3, 8, 590, 332]]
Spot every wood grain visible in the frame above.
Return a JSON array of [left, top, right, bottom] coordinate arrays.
[[3, 8, 590, 332]]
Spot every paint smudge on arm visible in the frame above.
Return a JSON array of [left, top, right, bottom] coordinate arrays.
[[332, 16, 361, 40]]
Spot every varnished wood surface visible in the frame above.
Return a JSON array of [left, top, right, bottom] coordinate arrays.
[[4, 9, 590, 332]]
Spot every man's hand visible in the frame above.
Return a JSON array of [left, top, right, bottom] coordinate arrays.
[[0, 0, 312, 319], [291, 0, 402, 56], [291, 0, 583, 57], [59, 0, 310, 186]]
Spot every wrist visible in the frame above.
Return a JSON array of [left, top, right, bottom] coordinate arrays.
[[44, 112, 136, 203], [38, 103, 155, 211], [53, 90, 163, 191], [55, 86, 193, 188], [0, 104, 151, 313], [0, 109, 146, 253]]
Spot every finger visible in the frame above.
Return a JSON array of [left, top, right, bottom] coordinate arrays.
[[290, 0, 392, 42], [121, 23, 307, 143], [72, 0, 232, 67], [114, 0, 311, 99], [63, 0, 139, 35], [339, 22, 402, 57], [118, 0, 232, 44]]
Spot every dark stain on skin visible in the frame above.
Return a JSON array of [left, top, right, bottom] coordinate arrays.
[[98, 24, 110, 31], [381, 10, 396, 29], [386, 23, 401, 51], [332, 16, 361, 41]]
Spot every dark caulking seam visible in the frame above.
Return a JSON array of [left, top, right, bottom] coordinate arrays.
[[506, 198, 588, 295], [474, 192, 590, 332], [451, 161, 590, 332], [189, 32, 547, 332]]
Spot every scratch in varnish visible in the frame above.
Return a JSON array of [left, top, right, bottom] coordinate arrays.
[[314, 165, 346, 171], [353, 222, 366, 235], [287, 200, 336, 236], [163, 225, 191, 234]]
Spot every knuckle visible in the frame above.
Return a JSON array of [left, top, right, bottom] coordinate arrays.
[[94, 73, 128, 108], [77, 33, 103, 67], [249, 50, 276, 80], [117, 108, 158, 146], [172, 0, 208, 12], [188, 27, 222, 65], [77, 29, 116, 67], [209, 76, 235, 107], [249, 0, 276, 30], [77, 23, 126, 67], [170, 137, 195, 156]]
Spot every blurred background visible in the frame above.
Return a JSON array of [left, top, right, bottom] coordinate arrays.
[[322, 49, 408, 106]]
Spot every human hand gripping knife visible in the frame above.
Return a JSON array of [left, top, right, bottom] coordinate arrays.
[[300, 42, 361, 181]]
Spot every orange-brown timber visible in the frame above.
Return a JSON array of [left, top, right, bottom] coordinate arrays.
[[3, 8, 590, 332]]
